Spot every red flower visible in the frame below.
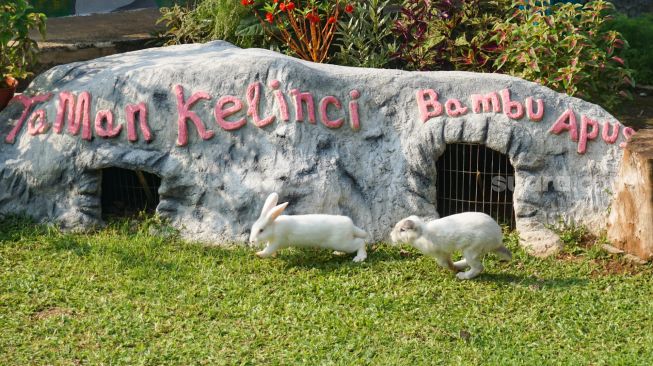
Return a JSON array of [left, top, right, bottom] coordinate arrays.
[[240, 0, 254, 5], [307, 13, 320, 23], [286, 2, 295, 11], [279, 2, 286, 11], [327, 16, 336, 24], [266, 12, 274, 23], [345, 4, 354, 13]]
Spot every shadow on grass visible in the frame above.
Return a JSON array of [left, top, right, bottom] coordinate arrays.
[[0, 215, 49, 242], [475, 272, 589, 289], [277, 246, 419, 271]]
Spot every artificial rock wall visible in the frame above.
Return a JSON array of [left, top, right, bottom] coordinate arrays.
[[0, 42, 635, 255]]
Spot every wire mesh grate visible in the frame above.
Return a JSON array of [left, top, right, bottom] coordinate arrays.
[[101, 167, 161, 219], [435, 143, 515, 229]]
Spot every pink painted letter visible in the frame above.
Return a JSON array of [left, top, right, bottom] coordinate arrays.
[[94, 110, 122, 138], [444, 99, 468, 117], [76, 91, 92, 141], [174, 84, 214, 146], [54, 92, 78, 134], [290, 89, 316, 124], [525, 97, 544, 122], [471, 92, 501, 113], [500, 89, 524, 120], [416, 89, 443, 123], [319, 96, 344, 129], [126, 102, 152, 142], [548, 109, 578, 142], [601, 121, 620, 144], [214, 96, 247, 131], [577, 115, 599, 154], [27, 109, 49, 135], [246, 82, 275, 128], [4, 93, 53, 144]]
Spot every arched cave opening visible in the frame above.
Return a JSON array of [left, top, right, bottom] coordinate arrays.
[[435, 143, 515, 229], [101, 167, 161, 219]]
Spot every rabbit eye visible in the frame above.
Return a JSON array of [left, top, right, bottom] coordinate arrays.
[[399, 228, 406, 232], [259, 228, 264, 233]]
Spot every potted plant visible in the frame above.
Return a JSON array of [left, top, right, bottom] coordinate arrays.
[[0, 0, 46, 110]]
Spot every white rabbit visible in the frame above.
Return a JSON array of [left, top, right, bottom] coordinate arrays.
[[390, 212, 511, 280], [249, 192, 369, 262]]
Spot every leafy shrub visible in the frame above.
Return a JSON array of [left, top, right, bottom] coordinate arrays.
[[332, 0, 400, 68], [493, 0, 632, 110], [608, 13, 653, 86], [393, 0, 511, 71], [0, 0, 46, 87], [158, 0, 256, 47]]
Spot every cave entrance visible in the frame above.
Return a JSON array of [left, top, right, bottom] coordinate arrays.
[[101, 167, 161, 219], [435, 143, 515, 229]]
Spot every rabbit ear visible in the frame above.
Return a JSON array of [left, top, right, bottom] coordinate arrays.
[[267, 202, 289, 221], [402, 219, 416, 230], [260, 192, 279, 217]]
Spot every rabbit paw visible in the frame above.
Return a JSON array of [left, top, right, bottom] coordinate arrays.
[[256, 250, 274, 258], [352, 253, 367, 262], [456, 270, 481, 280]]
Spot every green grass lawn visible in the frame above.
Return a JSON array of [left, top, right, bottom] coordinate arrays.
[[1, 216, 652, 365]]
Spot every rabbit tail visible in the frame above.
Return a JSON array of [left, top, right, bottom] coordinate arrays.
[[353, 226, 368, 239]]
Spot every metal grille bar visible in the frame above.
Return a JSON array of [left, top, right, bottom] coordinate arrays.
[[435, 143, 515, 229], [101, 167, 161, 219]]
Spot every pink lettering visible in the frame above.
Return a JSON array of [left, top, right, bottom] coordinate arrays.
[[548, 109, 578, 142], [246, 82, 275, 128], [471, 92, 501, 113], [525, 97, 545, 122], [126, 102, 152, 142], [500, 89, 524, 120], [578, 115, 599, 154], [76, 92, 92, 141], [269, 80, 289, 121], [601, 121, 620, 144], [444, 99, 468, 117], [214, 96, 246, 131], [416, 89, 443, 123], [349, 90, 361, 131], [4, 93, 52, 144], [319, 96, 344, 129], [54, 92, 78, 134], [620, 127, 636, 148], [290, 89, 316, 124], [94, 110, 122, 138], [174, 84, 214, 146], [27, 109, 49, 135]]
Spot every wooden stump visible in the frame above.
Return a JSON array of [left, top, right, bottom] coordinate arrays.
[[608, 129, 653, 261]]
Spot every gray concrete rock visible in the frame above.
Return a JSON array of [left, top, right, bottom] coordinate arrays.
[[0, 41, 633, 254]]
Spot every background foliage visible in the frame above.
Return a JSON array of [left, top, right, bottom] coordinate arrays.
[[333, 0, 400, 68], [158, 0, 257, 47], [608, 13, 653, 86], [493, 0, 632, 111], [157, 0, 642, 110]]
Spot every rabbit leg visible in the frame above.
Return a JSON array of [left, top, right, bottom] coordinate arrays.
[[352, 239, 367, 262], [434, 254, 457, 272], [453, 259, 468, 271], [456, 251, 484, 280], [256, 242, 280, 258]]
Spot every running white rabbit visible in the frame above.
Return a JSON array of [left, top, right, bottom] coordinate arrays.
[[390, 212, 511, 279], [249, 192, 369, 262]]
